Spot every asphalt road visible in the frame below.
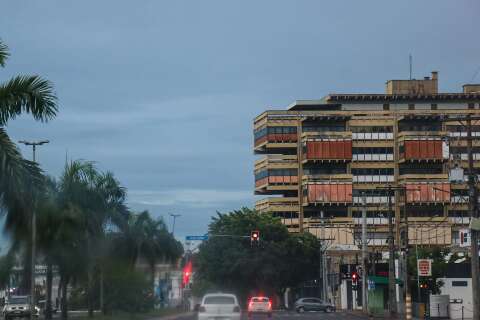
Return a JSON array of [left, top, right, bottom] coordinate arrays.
[[164, 310, 369, 320]]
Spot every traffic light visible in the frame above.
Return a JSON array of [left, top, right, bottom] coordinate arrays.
[[351, 272, 358, 290], [182, 260, 192, 288], [251, 230, 260, 245]]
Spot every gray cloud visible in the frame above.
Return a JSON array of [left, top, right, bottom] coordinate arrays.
[[1, 0, 479, 242]]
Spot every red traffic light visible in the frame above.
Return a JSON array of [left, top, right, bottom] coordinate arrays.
[[351, 272, 358, 282], [182, 261, 192, 288], [251, 230, 260, 242]]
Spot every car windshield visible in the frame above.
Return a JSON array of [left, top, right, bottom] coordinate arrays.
[[1, 2, 470, 318], [8, 297, 29, 304], [204, 296, 235, 305]]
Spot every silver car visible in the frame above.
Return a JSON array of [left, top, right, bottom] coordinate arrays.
[[294, 297, 335, 313], [2, 296, 39, 319]]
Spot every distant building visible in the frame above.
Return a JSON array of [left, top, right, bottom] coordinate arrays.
[[253, 72, 480, 251]]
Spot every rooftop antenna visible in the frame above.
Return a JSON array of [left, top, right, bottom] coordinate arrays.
[[409, 54, 413, 80], [470, 65, 480, 83]]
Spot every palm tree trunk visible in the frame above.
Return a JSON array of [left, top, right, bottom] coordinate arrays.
[[100, 269, 105, 315], [60, 276, 69, 320], [86, 233, 94, 318], [45, 260, 53, 320]]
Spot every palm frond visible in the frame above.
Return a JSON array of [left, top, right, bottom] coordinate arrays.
[[0, 75, 58, 125], [0, 127, 45, 236], [0, 40, 9, 67]]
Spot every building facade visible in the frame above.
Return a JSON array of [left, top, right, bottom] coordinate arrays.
[[253, 72, 480, 252]]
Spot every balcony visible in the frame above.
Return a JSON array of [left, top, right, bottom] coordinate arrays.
[[352, 132, 394, 140], [352, 218, 389, 225], [303, 182, 353, 205], [254, 125, 298, 152], [399, 138, 448, 163], [352, 196, 395, 205], [405, 182, 450, 204], [255, 175, 298, 194], [353, 175, 394, 183], [255, 155, 297, 170], [255, 197, 299, 213], [398, 173, 448, 183], [302, 139, 352, 163]]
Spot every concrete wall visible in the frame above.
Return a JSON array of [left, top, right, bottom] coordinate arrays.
[[438, 277, 473, 319]]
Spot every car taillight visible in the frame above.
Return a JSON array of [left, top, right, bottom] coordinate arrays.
[[268, 300, 272, 310], [233, 306, 240, 313], [248, 301, 253, 309], [198, 306, 206, 313]]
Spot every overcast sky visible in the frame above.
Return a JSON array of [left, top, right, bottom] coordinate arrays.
[[1, 1, 479, 242]]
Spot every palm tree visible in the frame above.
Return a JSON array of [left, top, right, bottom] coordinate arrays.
[[0, 39, 57, 208], [114, 212, 183, 290], [58, 161, 129, 318], [0, 39, 57, 295]]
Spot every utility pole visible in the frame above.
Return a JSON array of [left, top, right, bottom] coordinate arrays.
[[387, 185, 397, 316], [442, 114, 480, 319], [361, 192, 368, 313], [320, 210, 328, 301], [169, 213, 181, 236], [466, 115, 480, 320], [19, 139, 49, 320], [375, 184, 401, 316], [402, 188, 412, 320]]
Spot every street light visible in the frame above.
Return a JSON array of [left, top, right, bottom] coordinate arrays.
[[18, 139, 49, 320], [169, 213, 181, 236]]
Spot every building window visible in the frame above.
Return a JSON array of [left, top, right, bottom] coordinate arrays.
[[431, 104, 437, 110], [383, 104, 390, 110], [468, 103, 475, 109], [452, 281, 468, 287], [408, 104, 415, 110]]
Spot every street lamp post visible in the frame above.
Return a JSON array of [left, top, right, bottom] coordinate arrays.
[[18, 139, 49, 320], [169, 213, 181, 236]]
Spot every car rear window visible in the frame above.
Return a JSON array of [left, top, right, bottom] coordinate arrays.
[[204, 296, 235, 304], [8, 297, 29, 304], [252, 298, 269, 302]]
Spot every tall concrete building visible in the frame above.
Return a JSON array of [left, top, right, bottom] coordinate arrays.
[[253, 72, 480, 252]]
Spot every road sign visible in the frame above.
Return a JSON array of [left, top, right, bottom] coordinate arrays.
[[368, 279, 375, 290], [185, 235, 208, 241], [460, 228, 471, 247], [417, 259, 432, 277]]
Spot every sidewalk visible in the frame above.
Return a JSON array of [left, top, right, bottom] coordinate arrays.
[[344, 310, 424, 320]]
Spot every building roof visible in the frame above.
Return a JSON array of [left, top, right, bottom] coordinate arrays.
[[287, 93, 480, 110], [324, 93, 480, 103]]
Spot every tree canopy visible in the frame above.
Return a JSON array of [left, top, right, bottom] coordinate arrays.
[[194, 208, 319, 302]]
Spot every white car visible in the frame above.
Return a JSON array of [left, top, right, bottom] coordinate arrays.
[[2, 296, 40, 319], [247, 296, 272, 318], [198, 293, 241, 320]]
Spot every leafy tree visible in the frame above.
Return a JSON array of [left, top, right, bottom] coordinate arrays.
[[407, 246, 449, 300], [195, 208, 319, 304]]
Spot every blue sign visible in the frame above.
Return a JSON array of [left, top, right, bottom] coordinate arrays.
[[186, 235, 208, 241], [368, 279, 375, 290]]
